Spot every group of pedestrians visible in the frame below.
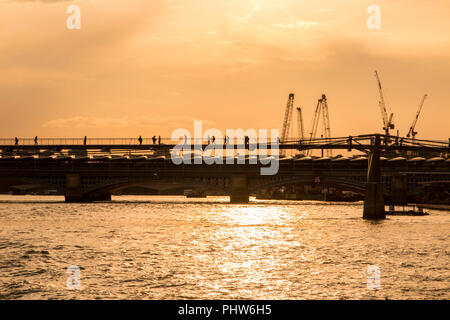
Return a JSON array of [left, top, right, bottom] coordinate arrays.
[[12, 135, 282, 147], [14, 136, 38, 146], [179, 135, 273, 146], [13, 136, 165, 146], [206, 136, 216, 145], [138, 136, 162, 145]]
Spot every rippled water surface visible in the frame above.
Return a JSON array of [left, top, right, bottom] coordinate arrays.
[[0, 195, 448, 299]]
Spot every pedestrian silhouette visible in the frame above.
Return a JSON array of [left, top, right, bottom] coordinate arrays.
[[212, 136, 215, 144], [34, 136, 38, 145], [158, 136, 161, 145], [152, 136, 157, 144], [14, 137, 18, 146], [138, 136, 143, 145], [83, 136, 87, 145]]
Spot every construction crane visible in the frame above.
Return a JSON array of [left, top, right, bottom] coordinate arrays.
[[407, 94, 428, 140], [280, 93, 295, 156], [374, 70, 395, 136], [296, 106, 305, 156], [308, 98, 322, 144], [296, 107, 305, 140], [307, 94, 332, 157], [321, 95, 331, 147]]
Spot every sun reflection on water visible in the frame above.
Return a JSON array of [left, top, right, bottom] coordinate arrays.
[[0, 196, 447, 299], [184, 203, 310, 298]]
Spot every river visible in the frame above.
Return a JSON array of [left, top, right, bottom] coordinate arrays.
[[0, 195, 448, 299]]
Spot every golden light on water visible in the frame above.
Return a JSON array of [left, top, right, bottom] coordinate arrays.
[[0, 196, 448, 299], [219, 205, 289, 226], [182, 203, 310, 298]]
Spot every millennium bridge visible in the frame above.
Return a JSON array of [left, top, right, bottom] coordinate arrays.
[[0, 134, 449, 219]]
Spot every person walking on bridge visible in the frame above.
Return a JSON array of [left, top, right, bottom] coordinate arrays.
[[83, 136, 87, 145], [158, 136, 161, 145], [34, 136, 38, 145], [138, 136, 143, 145], [14, 137, 19, 146], [152, 136, 157, 144]]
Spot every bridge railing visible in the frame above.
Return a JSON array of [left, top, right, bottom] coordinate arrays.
[[0, 137, 292, 146], [285, 134, 449, 152], [0, 138, 173, 146], [1, 135, 448, 153]]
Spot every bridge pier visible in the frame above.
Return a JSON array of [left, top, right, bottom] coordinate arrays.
[[83, 192, 112, 202], [65, 192, 112, 203], [64, 174, 112, 202], [65, 174, 83, 202], [230, 174, 249, 203], [363, 135, 386, 220]]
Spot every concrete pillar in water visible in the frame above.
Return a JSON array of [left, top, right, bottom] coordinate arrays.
[[65, 174, 112, 202], [230, 174, 249, 203], [84, 192, 112, 202], [363, 135, 386, 219], [64, 173, 83, 203]]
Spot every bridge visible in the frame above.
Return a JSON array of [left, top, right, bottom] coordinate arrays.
[[0, 134, 449, 220]]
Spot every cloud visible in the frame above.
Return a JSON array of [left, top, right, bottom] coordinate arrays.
[[6, 0, 71, 2], [311, 9, 336, 13], [238, 0, 264, 23], [203, 30, 217, 36], [272, 20, 319, 29], [43, 116, 216, 129]]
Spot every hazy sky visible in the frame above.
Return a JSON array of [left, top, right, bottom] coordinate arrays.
[[0, 0, 449, 139]]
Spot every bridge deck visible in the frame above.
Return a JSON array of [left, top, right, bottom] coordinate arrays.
[[1, 134, 448, 154]]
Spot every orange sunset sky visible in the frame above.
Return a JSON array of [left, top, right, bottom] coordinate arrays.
[[0, 0, 449, 140]]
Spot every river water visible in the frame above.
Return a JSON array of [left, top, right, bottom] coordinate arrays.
[[0, 195, 448, 300]]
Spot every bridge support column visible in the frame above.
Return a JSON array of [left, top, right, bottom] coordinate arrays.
[[83, 192, 112, 202], [64, 174, 112, 202], [363, 135, 386, 219], [230, 174, 249, 204], [64, 174, 83, 203]]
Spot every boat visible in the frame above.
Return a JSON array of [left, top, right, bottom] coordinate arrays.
[[386, 205, 429, 216], [417, 204, 450, 211], [184, 189, 207, 198]]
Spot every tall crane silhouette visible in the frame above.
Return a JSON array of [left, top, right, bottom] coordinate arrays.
[[307, 94, 332, 157], [374, 70, 395, 136], [407, 94, 428, 140], [296, 106, 305, 155], [280, 93, 295, 156], [296, 107, 305, 140]]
